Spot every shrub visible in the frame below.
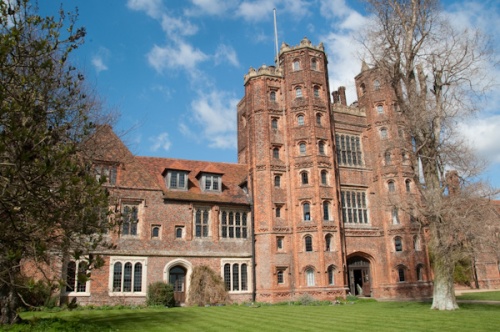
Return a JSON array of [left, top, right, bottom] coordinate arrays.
[[16, 278, 58, 309], [188, 266, 229, 306], [146, 282, 175, 307]]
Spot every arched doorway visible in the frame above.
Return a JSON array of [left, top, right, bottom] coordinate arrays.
[[169, 266, 187, 306], [347, 256, 371, 296]]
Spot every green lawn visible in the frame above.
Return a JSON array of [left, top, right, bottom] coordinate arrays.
[[4, 300, 499, 332], [456, 291, 500, 301]]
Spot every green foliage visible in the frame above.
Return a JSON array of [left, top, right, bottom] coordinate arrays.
[[146, 282, 175, 307], [0, 318, 108, 332], [16, 279, 57, 309], [454, 259, 473, 286], [188, 266, 228, 306]]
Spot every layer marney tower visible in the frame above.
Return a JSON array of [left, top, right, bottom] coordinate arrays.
[[237, 37, 347, 302]]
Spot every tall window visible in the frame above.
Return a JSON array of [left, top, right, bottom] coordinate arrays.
[[325, 234, 333, 251], [195, 207, 210, 237], [416, 264, 424, 281], [305, 235, 313, 252], [112, 261, 143, 293], [275, 206, 281, 218], [277, 270, 284, 284], [318, 141, 326, 155], [274, 175, 281, 187], [270, 91, 276, 102], [303, 203, 311, 221], [203, 174, 221, 192], [168, 171, 187, 190], [392, 207, 400, 224], [316, 113, 322, 126], [388, 180, 395, 192], [299, 142, 306, 155], [335, 134, 363, 166], [313, 86, 320, 97], [311, 58, 317, 70], [413, 235, 421, 251], [221, 210, 248, 239], [295, 87, 303, 98], [301, 171, 309, 185], [66, 261, 88, 293], [277, 236, 284, 250], [398, 266, 406, 282], [321, 170, 328, 185], [176, 227, 183, 239], [306, 267, 315, 286], [271, 118, 278, 129], [323, 201, 330, 220], [297, 114, 305, 126], [293, 59, 300, 71], [394, 236, 403, 252], [384, 150, 392, 165], [121, 203, 139, 236], [327, 265, 335, 285], [273, 147, 280, 159], [223, 262, 249, 292], [341, 190, 369, 224], [405, 179, 411, 192]]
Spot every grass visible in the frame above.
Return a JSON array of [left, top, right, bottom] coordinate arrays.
[[2, 300, 500, 331], [456, 291, 500, 301]]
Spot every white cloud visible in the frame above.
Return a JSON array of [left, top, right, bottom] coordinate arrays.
[[147, 41, 208, 73], [186, 0, 239, 16], [91, 47, 111, 74], [149, 132, 172, 152], [458, 115, 500, 164], [236, 0, 275, 22], [214, 44, 239, 67], [188, 89, 239, 149], [159, 13, 199, 39], [126, 0, 164, 19]]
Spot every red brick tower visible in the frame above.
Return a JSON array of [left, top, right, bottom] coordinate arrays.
[[238, 37, 346, 301]]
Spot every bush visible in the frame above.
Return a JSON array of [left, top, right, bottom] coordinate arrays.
[[16, 278, 58, 309], [188, 266, 229, 306], [146, 282, 175, 307]]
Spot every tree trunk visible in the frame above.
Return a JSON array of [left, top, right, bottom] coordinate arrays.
[[0, 285, 21, 325], [431, 254, 459, 310]]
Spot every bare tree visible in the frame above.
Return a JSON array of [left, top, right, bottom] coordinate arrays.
[[360, 0, 498, 310]]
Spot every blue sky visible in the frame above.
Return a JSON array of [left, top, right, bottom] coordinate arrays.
[[39, 0, 500, 187]]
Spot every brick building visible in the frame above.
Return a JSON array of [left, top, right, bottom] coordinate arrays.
[[60, 37, 498, 306]]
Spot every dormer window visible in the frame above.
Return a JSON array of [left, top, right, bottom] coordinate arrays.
[[95, 164, 117, 185], [167, 171, 188, 190], [202, 173, 221, 192]]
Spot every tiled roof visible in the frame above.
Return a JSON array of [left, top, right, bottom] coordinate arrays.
[[137, 157, 251, 205]]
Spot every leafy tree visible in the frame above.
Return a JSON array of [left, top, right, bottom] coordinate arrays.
[[0, 1, 111, 324], [360, 0, 499, 310]]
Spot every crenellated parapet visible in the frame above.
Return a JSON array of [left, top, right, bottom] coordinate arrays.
[[279, 36, 324, 55], [243, 64, 283, 85]]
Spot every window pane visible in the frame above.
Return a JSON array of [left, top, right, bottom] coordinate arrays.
[[224, 264, 231, 291], [232, 264, 239, 291], [241, 264, 248, 291], [123, 262, 132, 292], [66, 261, 76, 292], [305, 236, 312, 252], [113, 262, 122, 292], [134, 263, 142, 292]]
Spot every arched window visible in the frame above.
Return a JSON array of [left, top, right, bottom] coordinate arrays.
[[306, 267, 315, 286], [316, 113, 322, 126], [297, 114, 305, 126], [388, 180, 395, 192], [275, 206, 281, 218], [398, 266, 406, 282], [359, 83, 366, 96], [299, 142, 306, 155], [325, 234, 333, 251], [384, 150, 391, 165], [416, 264, 424, 281], [376, 104, 384, 114], [305, 235, 313, 252], [327, 265, 335, 285], [323, 201, 330, 220], [394, 236, 403, 252], [295, 86, 303, 98], [152, 226, 160, 238], [176, 227, 183, 238], [301, 171, 309, 185], [413, 235, 421, 251], [270, 91, 276, 102], [293, 59, 300, 71], [303, 203, 311, 221], [113, 262, 122, 292], [313, 85, 320, 97], [224, 264, 231, 290], [112, 261, 143, 293], [318, 141, 326, 155], [405, 179, 411, 192], [380, 128, 388, 139], [273, 147, 280, 159], [274, 175, 281, 187], [392, 207, 400, 224], [374, 80, 380, 91], [311, 58, 317, 70], [277, 270, 284, 284], [271, 118, 278, 129], [320, 170, 328, 185]]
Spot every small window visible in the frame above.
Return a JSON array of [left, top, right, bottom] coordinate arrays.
[[405, 179, 411, 192], [277, 236, 284, 250], [398, 266, 406, 282], [301, 171, 309, 185], [271, 118, 278, 129], [327, 265, 335, 285], [359, 83, 366, 96], [313, 86, 320, 98], [274, 175, 281, 187], [277, 270, 284, 284], [168, 170, 187, 190], [318, 141, 326, 155], [388, 180, 395, 192], [121, 204, 139, 236], [293, 59, 300, 71], [374, 80, 380, 91], [316, 113, 322, 126], [325, 234, 333, 252], [323, 201, 330, 220], [413, 235, 421, 251], [297, 114, 305, 126], [384, 151, 391, 165], [270, 91, 276, 102], [380, 128, 388, 139], [303, 203, 311, 221], [376, 105, 384, 114], [152, 226, 160, 238], [175, 227, 183, 239], [275, 206, 281, 218], [304, 235, 313, 252], [203, 174, 221, 192], [273, 147, 280, 159], [299, 142, 306, 155], [311, 58, 317, 70], [306, 267, 315, 286], [394, 236, 403, 252], [295, 87, 303, 98], [95, 164, 117, 185], [320, 170, 327, 185], [392, 207, 400, 224], [416, 264, 424, 281]]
